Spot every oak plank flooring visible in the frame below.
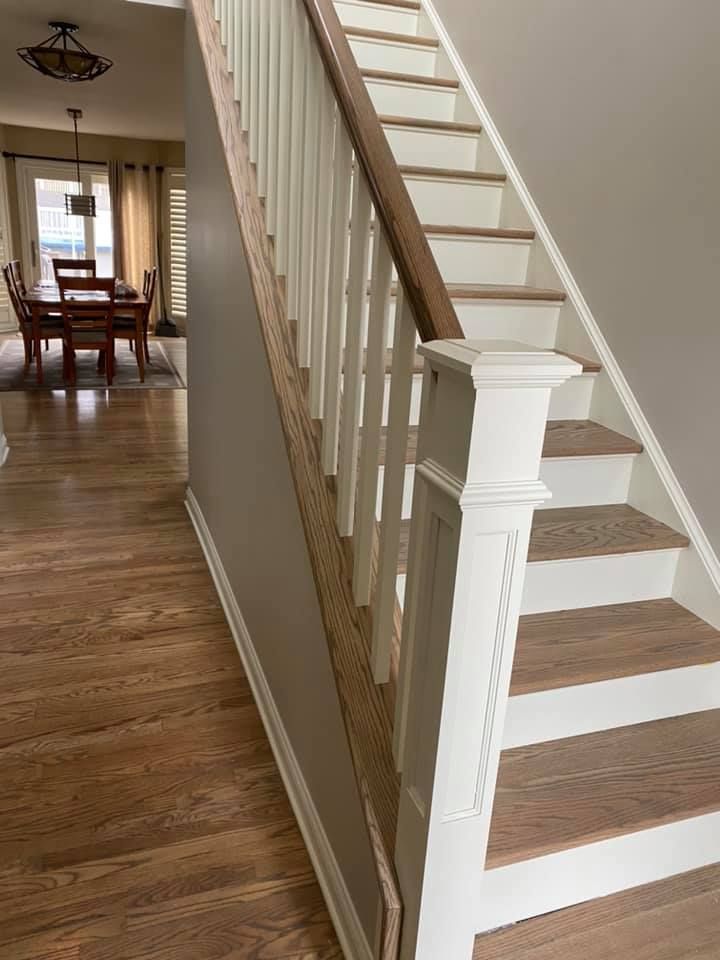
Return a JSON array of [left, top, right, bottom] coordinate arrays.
[[0, 389, 341, 959], [487, 709, 720, 868], [511, 599, 720, 695], [473, 861, 720, 960]]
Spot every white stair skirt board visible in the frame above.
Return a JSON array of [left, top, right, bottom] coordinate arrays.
[[402, 173, 503, 229], [347, 35, 438, 76], [423, 232, 532, 285], [540, 454, 635, 509], [475, 810, 720, 934], [383, 123, 480, 169], [364, 76, 456, 122], [521, 549, 682, 615], [185, 491, 373, 960], [547, 374, 595, 420], [503, 660, 720, 749], [334, 0, 420, 34]]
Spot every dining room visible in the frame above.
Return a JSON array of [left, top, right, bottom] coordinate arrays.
[[0, 0, 188, 392]]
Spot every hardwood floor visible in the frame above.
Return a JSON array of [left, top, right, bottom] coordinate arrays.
[[0, 389, 342, 959]]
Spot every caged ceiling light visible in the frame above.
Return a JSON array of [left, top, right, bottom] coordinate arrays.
[[64, 109, 96, 218], [17, 21, 112, 83]]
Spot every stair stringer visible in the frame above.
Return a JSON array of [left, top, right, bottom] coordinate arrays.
[[189, 3, 403, 957], [418, 0, 720, 634]]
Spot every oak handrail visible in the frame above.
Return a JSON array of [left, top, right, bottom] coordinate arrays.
[[300, 0, 464, 343]]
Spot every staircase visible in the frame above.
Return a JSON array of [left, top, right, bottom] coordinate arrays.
[[191, 0, 720, 957]]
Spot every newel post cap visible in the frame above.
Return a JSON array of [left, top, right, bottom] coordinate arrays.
[[418, 339, 583, 389]]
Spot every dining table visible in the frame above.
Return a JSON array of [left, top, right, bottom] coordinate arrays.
[[21, 284, 149, 385]]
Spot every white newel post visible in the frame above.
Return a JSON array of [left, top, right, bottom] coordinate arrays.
[[394, 341, 580, 960]]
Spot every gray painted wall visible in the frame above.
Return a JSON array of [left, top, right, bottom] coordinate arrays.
[[185, 17, 378, 942], [432, 0, 720, 552]]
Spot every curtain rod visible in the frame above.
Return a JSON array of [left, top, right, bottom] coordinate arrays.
[[1, 150, 165, 171]]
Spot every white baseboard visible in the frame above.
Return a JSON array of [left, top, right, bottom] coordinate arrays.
[[185, 488, 374, 960]]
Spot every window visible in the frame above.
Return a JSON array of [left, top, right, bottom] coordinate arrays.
[[166, 170, 187, 322]]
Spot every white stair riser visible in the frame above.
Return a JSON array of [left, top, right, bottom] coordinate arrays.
[[454, 300, 560, 347], [522, 549, 681, 615], [547, 374, 595, 419], [403, 176, 504, 229], [503, 661, 720, 749], [386, 451, 633, 522], [334, 0, 420, 34], [365, 78, 457, 121], [541, 454, 634, 509], [347, 35, 438, 76], [383, 125, 480, 169], [476, 812, 720, 934], [377, 463, 415, 520], [426, 234, 532, 285]]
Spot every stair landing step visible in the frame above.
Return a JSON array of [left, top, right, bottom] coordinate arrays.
[[511, 598, 720, 696], [361, 68, 459, 88], [473, 860, 720, 959], [486, 708, 720, 868], [528, 504, 689, 563]]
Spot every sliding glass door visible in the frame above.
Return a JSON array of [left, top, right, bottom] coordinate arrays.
[[17, 159, 113, 284]]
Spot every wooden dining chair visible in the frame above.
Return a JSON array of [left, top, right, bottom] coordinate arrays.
[[116, 266, 157, 370], [58, 276, 116, 387], [3, 263, 63, 371], [8, 259, 26, 295], [52, 258, 97, 279]]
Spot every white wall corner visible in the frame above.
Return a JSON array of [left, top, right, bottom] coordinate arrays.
[[184, 488, 374, 960], [420, 0, 720, 624]]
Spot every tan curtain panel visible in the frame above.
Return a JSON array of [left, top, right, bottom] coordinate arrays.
[[118, 165, 161, 329]]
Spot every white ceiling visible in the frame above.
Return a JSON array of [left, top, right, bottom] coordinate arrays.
[[0, 0, 185, 141]]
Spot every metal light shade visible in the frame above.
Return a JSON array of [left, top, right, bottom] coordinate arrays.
[[17, 22, 112, 83], [65, 194, 96, 218]]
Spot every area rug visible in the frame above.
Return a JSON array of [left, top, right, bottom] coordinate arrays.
[[0, 337, 186, 391]]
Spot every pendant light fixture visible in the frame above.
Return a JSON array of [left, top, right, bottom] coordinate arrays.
[[17, 22, 112, 83], [65, 109, 96, 218]]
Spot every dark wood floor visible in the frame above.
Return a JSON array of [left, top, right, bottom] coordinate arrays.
[[0, 388, 342, 959]]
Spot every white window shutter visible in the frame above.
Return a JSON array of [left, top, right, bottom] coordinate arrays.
[[167, 171, 187, 322]]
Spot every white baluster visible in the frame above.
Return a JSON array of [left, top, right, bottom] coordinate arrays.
[[214, 0, 221, 20], [309, 82, 336, 419], [248, 0, 259, 162], [274, 0, 293, 275], [371, 287, 416, 682], [265, 0, 280, 235], [297, 45, 321, 368], [321, 124, 353, 476], [256, 0, 269, 197], [220, 0, 228, 43], [233, 0, 243, 101], [393, 344, 581, 960], [287, 1, 307, 321], [336, 173, 372, 536], [353, 227, 393, 606], [226, 0, 234, 70], [240, 0, 251, 129]]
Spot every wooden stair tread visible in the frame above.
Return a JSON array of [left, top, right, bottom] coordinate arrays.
[[529, 504, 689, 563], [511, 599, 720, 695], [345, 25, 439, 46], [486, 709, 720, 868], [345, 348, 424, 375], [543, 420, 642, 458], [353, 0, 421, 9], [379, 114, 482, 133], [399, 164, 506, 182], [473, 860, 720, 959], [422, 223, 535, 240], [444, 282, 565, 301], [361, 68, 459, 88], [556, 347, 601, 372]]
